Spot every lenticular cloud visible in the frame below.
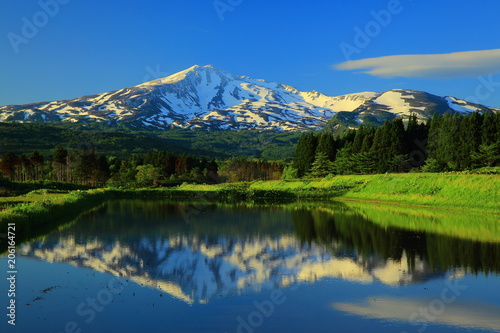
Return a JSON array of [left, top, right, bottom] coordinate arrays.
[[335, 49, 500, 79]]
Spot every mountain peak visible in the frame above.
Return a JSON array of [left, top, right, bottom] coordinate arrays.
[[139, 64, 228, 87], [185, 64, 223, 73], [187, 64, 218, 71], [0, 65, 497, 131]]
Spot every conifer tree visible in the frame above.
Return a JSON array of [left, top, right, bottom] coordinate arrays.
[[471, 142, 500, 167], [308, 151, 335, 178], [351, 126, 366, 154], [333, 148, 355, 175], [351, 151, 377, 174], [293, 133, 318, 177], [481, 112, 499, 146], [316, 133, 336, 161], [360, 132, 374, 152]]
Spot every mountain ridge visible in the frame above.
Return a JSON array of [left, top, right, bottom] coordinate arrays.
[[1, 65, 498, 132]]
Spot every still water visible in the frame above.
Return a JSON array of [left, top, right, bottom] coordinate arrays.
[[1, 200, 500, 333]]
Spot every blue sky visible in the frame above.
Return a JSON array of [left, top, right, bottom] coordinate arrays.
[[1, 0, 500, 107]]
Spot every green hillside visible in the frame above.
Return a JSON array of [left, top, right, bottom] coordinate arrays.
[[0, 122, 302, 159]]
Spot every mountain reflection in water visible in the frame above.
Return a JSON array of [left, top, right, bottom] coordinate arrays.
[[19, 200, 500, 304]]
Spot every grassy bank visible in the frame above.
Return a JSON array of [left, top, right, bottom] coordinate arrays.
[[177, 173, 499, 212], [246, 173, 500, 212], [323, 202, 500, 243]]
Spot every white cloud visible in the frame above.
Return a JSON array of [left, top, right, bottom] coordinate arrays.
[[335, 49, 500, 78], [333, 296, 500, 331]]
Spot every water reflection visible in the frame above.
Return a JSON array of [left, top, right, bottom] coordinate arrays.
[[293, 206, 500, 275], [333, 297, 500, 332], [19, 200, 500, 305]]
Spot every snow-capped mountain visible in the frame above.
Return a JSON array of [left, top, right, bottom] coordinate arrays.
[[1, 65, 497, 131], [20, 234, 441, 304]]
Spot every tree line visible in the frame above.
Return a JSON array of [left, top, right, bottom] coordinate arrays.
[[289, 112, 500, 177], [0, 146, 111, 186], [0, 146, 219, 187], [0, 146, 285, 187]]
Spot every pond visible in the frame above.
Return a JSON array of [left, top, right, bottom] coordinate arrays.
[[1, 200, 500, 333]]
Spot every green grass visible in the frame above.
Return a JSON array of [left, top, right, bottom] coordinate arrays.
[[243, 174, 500, 212], [336, 173, 499, 212]]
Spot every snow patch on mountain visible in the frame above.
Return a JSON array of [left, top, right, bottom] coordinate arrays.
[[445, 96, 480, 113], [0, 65, 497, 131], [374, 90, 426, 116]]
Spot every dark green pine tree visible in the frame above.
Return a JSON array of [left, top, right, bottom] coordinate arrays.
[[426, 114, 444, 170], [428, 113, 461, 170], [360, 131, 374, 152], [307, 151, 335, 178], [74, 150, 97, 185], [388, 118, 406, 172], [351, 151, 377, 174], [404, 113, 420, 155], [337, 129, 357, 150], [471, 142, 500, 167], [293, 133, 318, 177], [316, 133, 337, 161], [457, 112, 483, 169], [96, 154, 111, 186], [369, 120, 393, 173], [481, 112, 499, 146], [351, 125, 372, 154], [369, 126, 384, 173], [495, 112, 500, 143], [332, 147, 355, 175]]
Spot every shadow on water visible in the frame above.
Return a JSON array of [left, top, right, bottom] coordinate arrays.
[[291, 205, 500, 275]]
